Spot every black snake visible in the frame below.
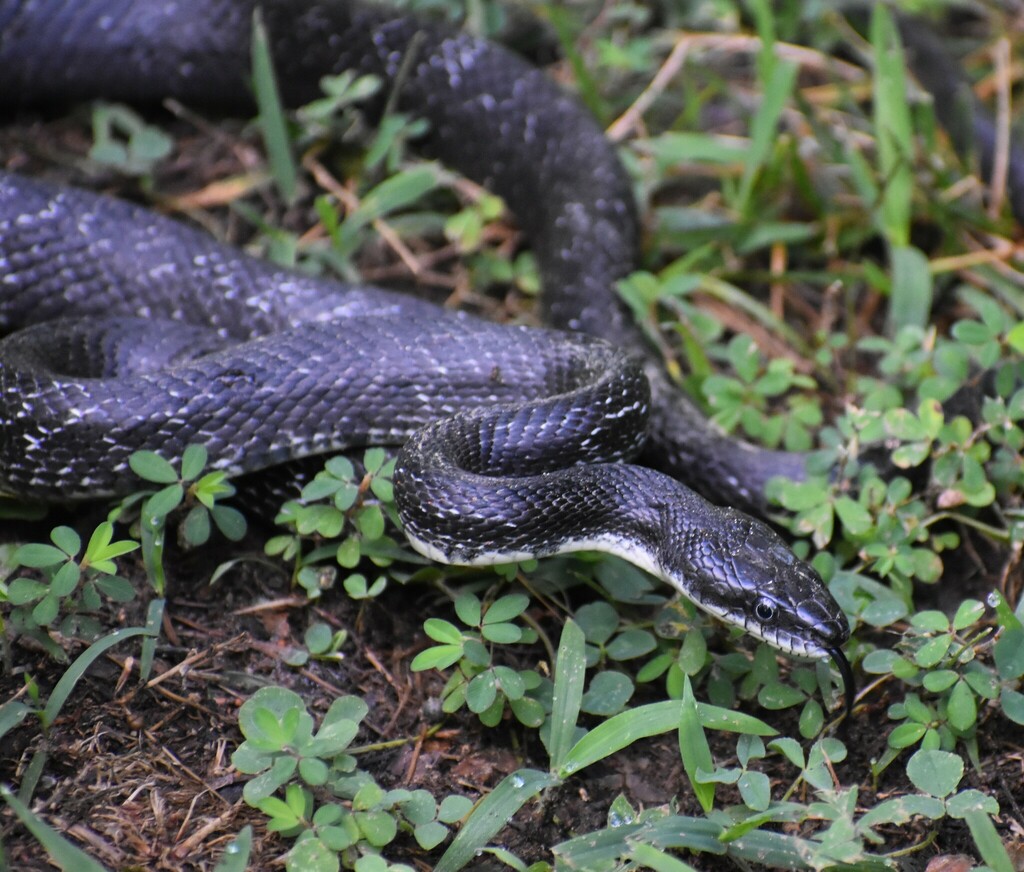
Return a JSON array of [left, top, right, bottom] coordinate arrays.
[[0, 0, 853, 698]]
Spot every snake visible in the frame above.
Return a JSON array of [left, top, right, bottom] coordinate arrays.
[[0, 0, 853, 704]]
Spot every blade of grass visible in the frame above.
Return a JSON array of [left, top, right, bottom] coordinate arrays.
[[559, 699, 679, 777], [0, 701, 33, 741], [17, 749, 48, 805], [213, 825, 253, 872], [872, 6, 932, 333], [435, 768, 559, 872], [335, 165, 440, 258], [736, 58, 797, 217], [139, 598, 165, 681], [42, 625, 154, 729], [251, 9, 297, 202], [748, 0, 777, 80], [642, 132, 749, 166], [543, 6, 607, 122], [559, 698, 776, 779], [629, 842, 701, 872], [964, 810, 1015, 872], [552, 816, 722, 866], [679, 675, 716, 813], [0, 785, 109, 872], [547, 619, 586, 773], [734, 0, 795, 216], [886, 244, 933, 333], [871, 3, 913, 248]]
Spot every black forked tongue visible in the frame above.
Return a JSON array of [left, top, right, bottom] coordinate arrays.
[[827, 646, 856, 720]]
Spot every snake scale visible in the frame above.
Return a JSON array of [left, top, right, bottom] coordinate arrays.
[[0, 0, 852, 697]]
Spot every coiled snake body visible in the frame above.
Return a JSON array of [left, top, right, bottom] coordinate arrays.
[[0, 0, 851, 687]]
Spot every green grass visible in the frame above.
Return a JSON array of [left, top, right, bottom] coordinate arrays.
[[2, 2, 1023, 870]]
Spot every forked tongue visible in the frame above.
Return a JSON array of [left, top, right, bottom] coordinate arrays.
[[826, 646, 856, 719]]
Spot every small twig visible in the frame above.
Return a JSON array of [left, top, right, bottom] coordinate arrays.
[[769, 241, 787, 319], [158, 745, 234, 809], [296, 667, 349, 699], [173, 802, 241, 858], [305, 153, 427, 278], [364, 646, 398, 689], [232, 596, 309, 615], [929, 235, 1018, 275], [610, 32, 866, 142], [65, 824, 124, 866], [403, 726, 429, 784], [608, 34, 691, 142], [146, 684, 220, 719], [145, 646, 211, 689]]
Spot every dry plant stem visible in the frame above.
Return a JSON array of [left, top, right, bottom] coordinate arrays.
[[403, 726, 429, 784], [233, 597, 309, 614], [988, 37, 1012, 219], [608, 34, 690, 142], [609, 33, 865, 142], [172, 804, 242, 859], [304, 153, 428, 278], [297, 667, 349, 698], [66, 824, 124, 865], [163, 173, 270, 211], [929, 235, 1019, 275]]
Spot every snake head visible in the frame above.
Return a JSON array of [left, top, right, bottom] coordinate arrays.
[[649, 499, 856, 716], [665, 504, 854, 715], [666, 506, 849, 661]]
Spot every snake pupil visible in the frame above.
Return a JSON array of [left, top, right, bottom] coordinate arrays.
[[754, 600, 776, 622]]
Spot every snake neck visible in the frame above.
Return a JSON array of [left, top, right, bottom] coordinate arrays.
[[396, 441, 847, 660]]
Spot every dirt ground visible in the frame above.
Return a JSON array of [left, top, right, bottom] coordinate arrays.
[[1, 527, 1018, 869], [2, 515, 1022, 870]]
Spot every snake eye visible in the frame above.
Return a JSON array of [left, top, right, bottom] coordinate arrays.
[[754, 599, 776, 623]]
